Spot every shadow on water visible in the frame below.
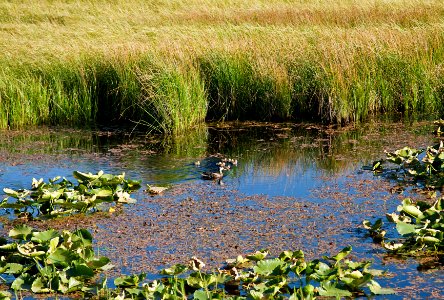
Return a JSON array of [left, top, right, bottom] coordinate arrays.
[[0, 119, 442, 299]]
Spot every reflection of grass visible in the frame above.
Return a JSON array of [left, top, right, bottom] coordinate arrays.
[[159, 126, 209, 158], [0, 121, 434, 177], [207, 121, 435, 176], [0, 127, 95, 154], [1, 1, 444, 130]]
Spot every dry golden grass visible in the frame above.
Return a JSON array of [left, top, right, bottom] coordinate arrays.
[[1, 0, 443, 62], [1, 0, 443, 129]]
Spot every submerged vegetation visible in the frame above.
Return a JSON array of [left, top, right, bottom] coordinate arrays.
[[0, 171, 141, 219], [1, 0, 444, 132]]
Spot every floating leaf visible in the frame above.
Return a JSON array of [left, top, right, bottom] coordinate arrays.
[[253, 259, 286, 276], [0, 290, 12, 300], [66, 262, 94, 278], [396, 222, 417, 235], [193, 290, 211, 300], [17, 243, 45, 257], [47, 248, 79, 267], [246, 249, 268, 261], [31, 229, 59, 243], [249, 290, 264, 300], [87, 257, 114, 270], [368, 280, 396, 295], [73, 229, 93, 247], [0, 263, 23, 274], [0, 242, 17, 252], [330, 246, 352, 263], [68, 276, 83, 291], [3, 188, 20, 198], [114, 273, 146, 287], [92, 188, 113, 199], [11, 274, 33, 291], [147, 185, 168, 195], [160, 264, 188, 275], [32, 276, 52, 293], [9, 225, 33, 240], [318, 282, 352, 297]]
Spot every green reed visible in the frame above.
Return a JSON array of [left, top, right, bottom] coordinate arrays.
[[1, 45, 444, 132]]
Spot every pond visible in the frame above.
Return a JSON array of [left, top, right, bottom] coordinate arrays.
[[0, 120, 442, 299]]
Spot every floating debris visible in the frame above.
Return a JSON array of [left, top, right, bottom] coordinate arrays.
[[147, 185, 169, 195]]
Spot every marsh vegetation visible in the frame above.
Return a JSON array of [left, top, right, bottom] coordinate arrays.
[[1, 1, 444, 297], [1, 0, 444, 132]]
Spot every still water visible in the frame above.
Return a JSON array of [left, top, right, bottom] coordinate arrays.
[[0, 120, 442, 298]]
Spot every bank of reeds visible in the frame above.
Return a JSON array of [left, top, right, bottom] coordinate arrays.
[[1, 0, 444, 132]]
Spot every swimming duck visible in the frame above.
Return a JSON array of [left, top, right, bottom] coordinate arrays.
[[201, 167, 224, 180]]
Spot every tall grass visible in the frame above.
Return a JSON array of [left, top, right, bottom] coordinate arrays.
[[199, 53, 291, 121], [1, 0, 444, 131], [136, 61, 208, 134]]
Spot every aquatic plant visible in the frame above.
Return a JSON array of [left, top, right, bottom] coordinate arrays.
[[362, 121, 444, 258], [364, 197, 444, 255], [0, 171, 141, 219], [0, 225, 112, 295], [96, 247, 394, 299], [364, 141, 444, 190]]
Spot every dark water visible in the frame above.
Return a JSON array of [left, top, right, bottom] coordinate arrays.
[[0, 121, 442, 299]]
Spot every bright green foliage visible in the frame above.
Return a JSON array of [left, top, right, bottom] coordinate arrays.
[[363, 121, 444, 260], [364, 198, 444, 255], [366, 141, 444, 190], [0, 225, 113, 294], [0, 171, 141, 219], [0, 291, 11, 300], [97, 247, 393, 299]]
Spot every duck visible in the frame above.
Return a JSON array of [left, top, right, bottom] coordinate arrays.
[[201, 167, 224, 180]]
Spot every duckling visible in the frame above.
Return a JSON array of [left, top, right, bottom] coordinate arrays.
[[201, 167, 224, 180], [227, 158, 238, 166]]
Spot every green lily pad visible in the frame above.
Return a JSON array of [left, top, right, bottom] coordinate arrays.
[[66, 262, 94, 278], [246, 249, 268, 261], [47, 248, 79, 267], [160, 264, 188, 275], [31, 229, 59, 243], [9, 224, 33, 240], [396, 222, 417, 235], [253, 258, 286, 276], [368, 280, 396, 295], [318, 282, 352, 297]]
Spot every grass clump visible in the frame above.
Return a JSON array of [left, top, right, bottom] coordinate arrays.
[[200, 53, 291, 122], [136, 61, 208, 134]]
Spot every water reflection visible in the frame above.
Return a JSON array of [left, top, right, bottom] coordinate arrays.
[[0, 121, 435, 189]]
